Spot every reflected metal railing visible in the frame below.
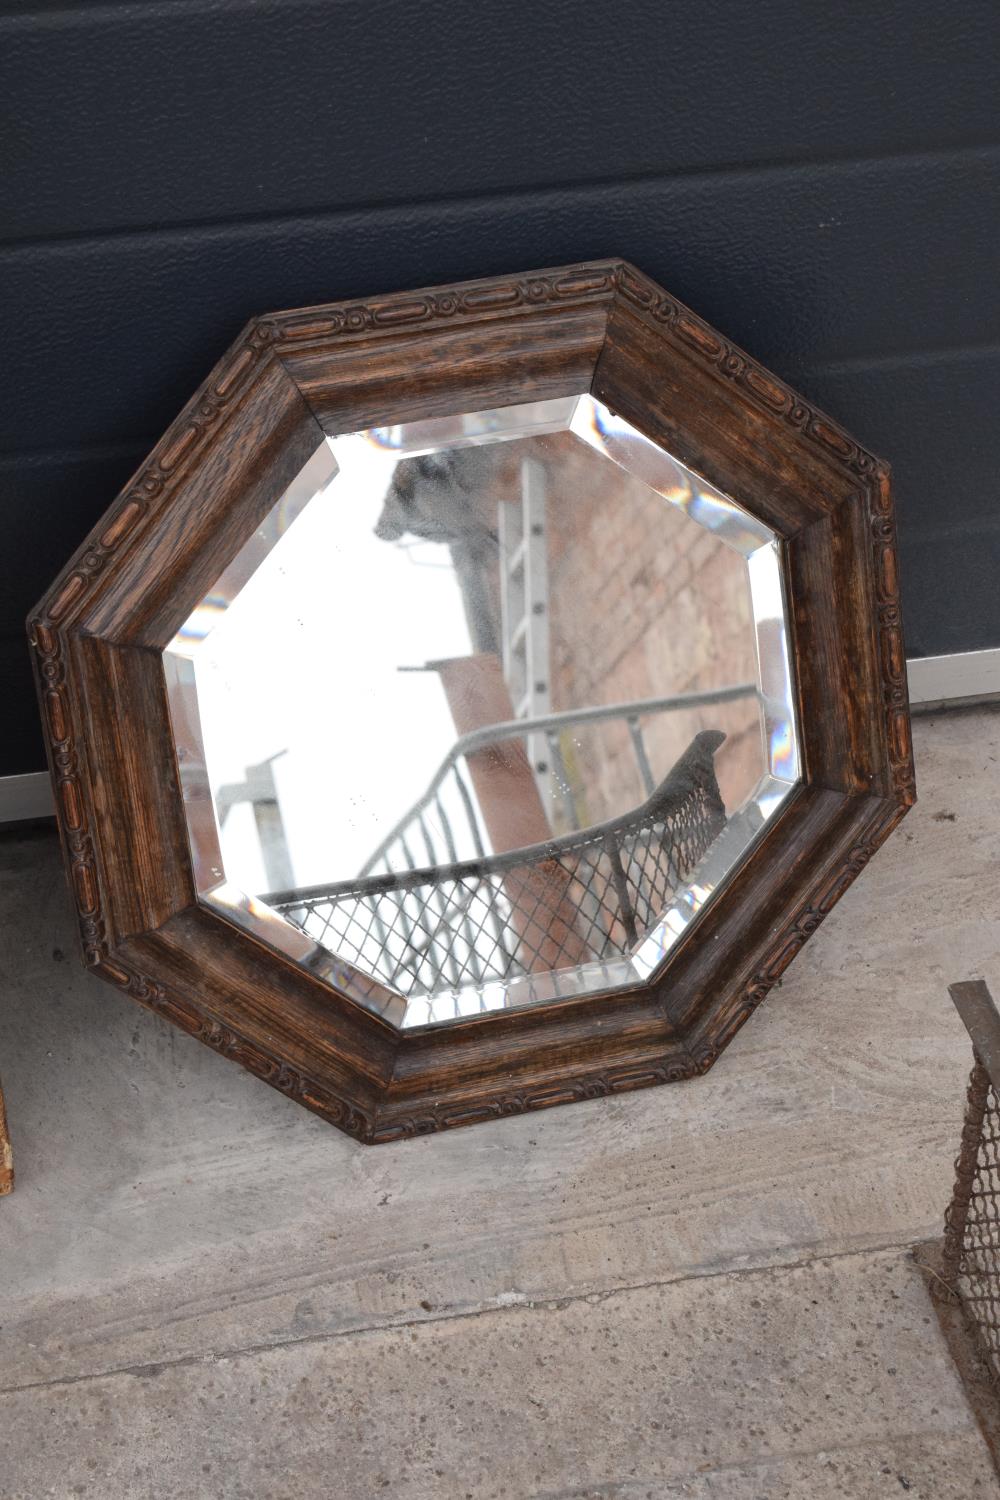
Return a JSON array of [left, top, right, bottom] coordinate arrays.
[[263, 684, 755, 1001], [267, 730, 729, 1001], [357, 681, 755, 879]]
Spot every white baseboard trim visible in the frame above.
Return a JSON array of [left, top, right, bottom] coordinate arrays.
[[2, 649, 998, 824], [0, 771, 57, 824], [906, 647, 1000, 708]]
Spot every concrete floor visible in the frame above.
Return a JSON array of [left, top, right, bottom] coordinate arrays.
[[0, 706, 998, 1498]]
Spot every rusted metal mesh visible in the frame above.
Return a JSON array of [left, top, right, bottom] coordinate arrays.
[[272, 729, 726, 1000], [941, 1057, 1000, 1376]]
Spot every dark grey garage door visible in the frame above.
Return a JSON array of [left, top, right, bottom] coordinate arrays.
[[2, 0, 998, 775]]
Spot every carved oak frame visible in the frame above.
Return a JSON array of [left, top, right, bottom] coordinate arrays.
[[28, 260, 915, 1144]]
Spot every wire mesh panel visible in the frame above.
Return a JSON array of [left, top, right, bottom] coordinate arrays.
[[269, 729, 727, 1002], [942, 1054, 1000, 1374]]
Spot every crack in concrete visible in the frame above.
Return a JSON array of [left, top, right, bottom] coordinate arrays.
[[0, 1238, 926, 1400], [529, 1423, 965, 1497]]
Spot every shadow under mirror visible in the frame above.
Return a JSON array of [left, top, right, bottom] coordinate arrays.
[[163, 394, 800, 1029]]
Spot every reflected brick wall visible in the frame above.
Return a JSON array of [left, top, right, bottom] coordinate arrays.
[[520, 435, 763, 826]]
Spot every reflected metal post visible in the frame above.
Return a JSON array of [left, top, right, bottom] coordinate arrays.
[[499, 454, 551, 795], [626, 714, 656, 798], [215, 755, 294, 895], [431, 652, 590, 976]]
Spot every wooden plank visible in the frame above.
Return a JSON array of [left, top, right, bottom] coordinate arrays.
[[0, 1074, 11, 1195]]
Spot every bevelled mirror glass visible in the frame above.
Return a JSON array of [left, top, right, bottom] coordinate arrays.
[[163, 394, 799, 1028]]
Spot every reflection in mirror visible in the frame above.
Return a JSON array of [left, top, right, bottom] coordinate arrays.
[[163, 395, 799, 1028]]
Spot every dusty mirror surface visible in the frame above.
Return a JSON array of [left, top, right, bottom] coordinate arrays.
[[163, 394, 799, 1028]]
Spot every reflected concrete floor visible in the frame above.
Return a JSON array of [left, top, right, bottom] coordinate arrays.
[[0, 706, 998, 1497]]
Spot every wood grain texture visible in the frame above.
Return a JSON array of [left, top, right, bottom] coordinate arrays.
[[280, 306, 610, 436], [71, 638, 195, 944], [0, 1074, 11, 1195], [27, 260, 915, 1142], [84, 358, 325, 648]]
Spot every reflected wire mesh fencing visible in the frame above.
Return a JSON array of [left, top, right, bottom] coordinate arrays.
[[267, 729, 726, 1000]]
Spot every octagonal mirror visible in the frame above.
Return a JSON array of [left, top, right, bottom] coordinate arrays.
[[32, 260, 913, 1141], [163, 395, 798, 1028]]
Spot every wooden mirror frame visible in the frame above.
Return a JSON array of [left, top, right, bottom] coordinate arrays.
[[28, 260, 915, 1144]]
